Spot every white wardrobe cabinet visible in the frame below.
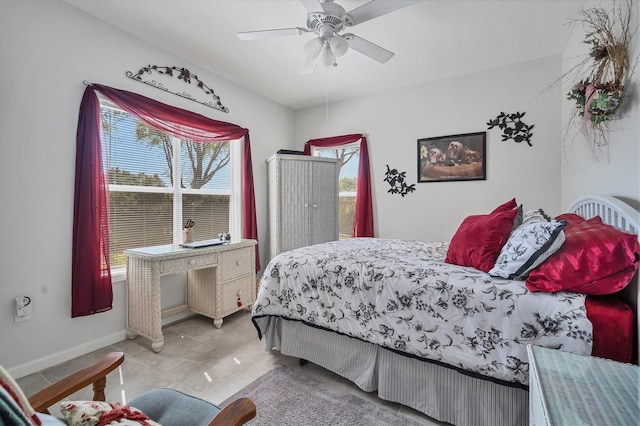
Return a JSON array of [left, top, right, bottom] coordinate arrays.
[[266, 154, 339, 261]]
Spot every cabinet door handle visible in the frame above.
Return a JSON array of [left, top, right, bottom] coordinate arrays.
[[304, 203, 309, 208], [313, 203, 318, 208], [189, 259, 196, 266], [236, 260, 241, 266]]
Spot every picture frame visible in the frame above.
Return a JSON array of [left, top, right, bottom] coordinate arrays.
[[417, 132, 486, 183]]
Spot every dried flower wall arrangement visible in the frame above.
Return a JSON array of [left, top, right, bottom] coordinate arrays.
[[564, 1, 635, 150]]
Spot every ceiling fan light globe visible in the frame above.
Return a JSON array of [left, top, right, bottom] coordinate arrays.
[[321, 44, 336, 67], [304, 37, 324, 58], [329, 36, 349, 57]]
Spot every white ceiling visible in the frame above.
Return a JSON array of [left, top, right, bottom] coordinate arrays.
[[62, 0, 585, 111]]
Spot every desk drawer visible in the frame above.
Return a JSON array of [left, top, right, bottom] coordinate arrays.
[[220, 276, 255, 315], [219, 247, 252, 281], [160, 253, 218, 274]]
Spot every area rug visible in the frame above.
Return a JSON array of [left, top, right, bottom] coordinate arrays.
[[220, 366, 425, 426]]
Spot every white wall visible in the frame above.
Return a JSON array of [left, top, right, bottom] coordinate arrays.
[[0, 0, 294, 376], [295, 56, 564, 242], [561, 0, 640, 210]]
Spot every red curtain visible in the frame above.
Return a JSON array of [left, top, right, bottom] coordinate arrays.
[[304, 134, 374, 237], [72, 88, 113, 317], [72, 85, 260, 317]]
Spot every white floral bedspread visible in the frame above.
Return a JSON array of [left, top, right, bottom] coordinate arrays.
[[252, 238, 593, 385]]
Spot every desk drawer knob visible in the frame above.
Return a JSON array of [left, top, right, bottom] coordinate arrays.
[[189, 259, 196, 266], [236, 260, 241, 265]]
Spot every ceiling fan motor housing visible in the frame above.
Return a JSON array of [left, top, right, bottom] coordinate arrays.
[[306, 1, 348, 40]]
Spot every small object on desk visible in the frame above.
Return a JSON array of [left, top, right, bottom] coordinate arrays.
[[180, 238, 225, 248], [183, 228, 194, 243], [183, 219, 195, 243]]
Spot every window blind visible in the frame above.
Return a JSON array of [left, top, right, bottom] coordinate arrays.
[[100, 105, 233, 267]]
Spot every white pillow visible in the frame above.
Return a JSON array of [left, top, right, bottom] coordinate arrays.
[[489, 210, 566, 279], [522, 208, 551, 224]]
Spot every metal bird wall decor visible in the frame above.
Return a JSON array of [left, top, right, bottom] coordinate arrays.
[[487, 112, 534, 146], [384, 165, 415, 197]]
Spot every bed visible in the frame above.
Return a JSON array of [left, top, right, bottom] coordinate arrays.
[[252, 195, 640, 426]]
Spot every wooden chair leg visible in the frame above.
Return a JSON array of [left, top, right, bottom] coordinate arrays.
[[92, 376, 107, 402]]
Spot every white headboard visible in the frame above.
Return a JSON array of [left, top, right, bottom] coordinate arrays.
[[568, 195, 640, 365]]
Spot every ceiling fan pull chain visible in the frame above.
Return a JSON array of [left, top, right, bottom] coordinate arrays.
[[325, 65, 330, 121]]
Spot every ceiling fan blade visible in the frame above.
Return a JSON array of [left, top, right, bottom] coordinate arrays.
[[342, 33, 394, 63], [300, 0, 323, 14], [345, 0, 417, 26], [237, 27, 308, 40], [300, 52, 321, 75]]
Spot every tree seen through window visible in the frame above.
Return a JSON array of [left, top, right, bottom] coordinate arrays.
[[101, 106, 233, 267]]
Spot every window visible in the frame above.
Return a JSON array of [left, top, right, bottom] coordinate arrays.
[[312, 144, 360, 239], [100, 104, 241, 268]]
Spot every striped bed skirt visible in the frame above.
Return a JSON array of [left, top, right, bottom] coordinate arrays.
[[256, 316, 528, 426]]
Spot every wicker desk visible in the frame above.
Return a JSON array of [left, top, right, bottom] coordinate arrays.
[[124, 240, 256, 352], [528, 344, 640, 426]]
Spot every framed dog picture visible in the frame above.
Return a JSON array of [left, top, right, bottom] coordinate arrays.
[[417, 132, 486, 183]]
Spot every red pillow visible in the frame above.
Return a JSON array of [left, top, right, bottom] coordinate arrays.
[[445, 207, 519, 272], [491, 198, 517, 213], [555, 213, 585, 227], [526, 217, 640, 295]]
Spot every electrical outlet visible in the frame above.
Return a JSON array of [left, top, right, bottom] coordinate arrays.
[[14, 296, 32, 323]]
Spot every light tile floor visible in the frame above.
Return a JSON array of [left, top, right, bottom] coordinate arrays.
[[17, 310, 443, 424]]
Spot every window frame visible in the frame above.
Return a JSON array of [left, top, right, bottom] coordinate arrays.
[[311, 142, 360, 238], [99, 100, 241, 279]]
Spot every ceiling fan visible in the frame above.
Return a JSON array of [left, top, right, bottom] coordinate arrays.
[[237, 0, 417, 74]]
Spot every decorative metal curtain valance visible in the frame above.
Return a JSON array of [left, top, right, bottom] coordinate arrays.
[[126, 65, 229, 113]]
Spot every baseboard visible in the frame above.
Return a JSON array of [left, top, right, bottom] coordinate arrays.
[[9, 311, 197, 379], [8, 330, 127, 379]]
